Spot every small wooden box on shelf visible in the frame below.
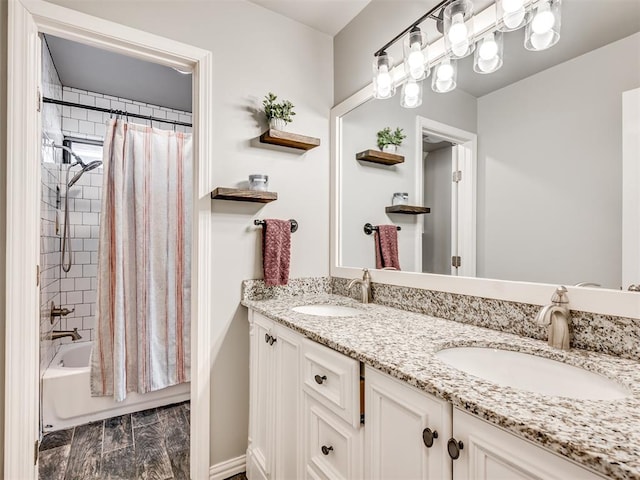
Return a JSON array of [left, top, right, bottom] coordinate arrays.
[[259, 129, 320, 151], [385, 205, 430, 214], [210, 187, 277, 203], [356, 149, 404, 165]]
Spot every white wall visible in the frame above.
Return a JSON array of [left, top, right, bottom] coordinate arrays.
[[477, 33, 640, 287], [341, 85, 476, 272], [46, 0, 333, 466]]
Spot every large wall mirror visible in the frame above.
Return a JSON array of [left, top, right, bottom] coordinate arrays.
[[333, 0, 640, 309]]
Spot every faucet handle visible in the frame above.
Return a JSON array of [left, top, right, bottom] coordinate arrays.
[[551, 286, 568, 305]]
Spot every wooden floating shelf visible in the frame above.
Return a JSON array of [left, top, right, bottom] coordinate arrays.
[[385, 205, 431, 215], [356, 149, 404, 165], [259, 129, 320, 151], [210, 187, 277, 203]]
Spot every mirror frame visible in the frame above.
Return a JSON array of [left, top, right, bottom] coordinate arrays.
[[330, 83, 639, 320]]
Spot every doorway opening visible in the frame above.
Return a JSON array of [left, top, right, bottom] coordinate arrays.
[[415, 116, 477, 277]]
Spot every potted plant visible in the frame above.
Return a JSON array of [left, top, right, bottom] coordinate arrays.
[[262, 92, 296, 131], [377, 127, 406, 153]]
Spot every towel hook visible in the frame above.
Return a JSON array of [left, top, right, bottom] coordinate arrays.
[[364, 223, 401, 235], [254, 219, 298, 233]]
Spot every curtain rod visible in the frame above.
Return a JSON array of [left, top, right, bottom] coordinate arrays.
[[42, 97, 193, 128]]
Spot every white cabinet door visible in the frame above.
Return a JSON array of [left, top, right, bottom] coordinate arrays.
[[364, 366, 453, 480], [248, 312, 276, 480], [452, 409, 606, 480], [273, 324, 303, 480], [248, 311, 303, 480]]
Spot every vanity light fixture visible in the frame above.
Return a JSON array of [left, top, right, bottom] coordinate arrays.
[[525, 0, 561, 51], [371, 0, 561, 105], [373, 51, 396, 99], [403, 26, 429, 81], [443, 0, 475, 58], [401, 77, 423, 108], [474, 31, 504, 74], [432, 58, 457, 93]]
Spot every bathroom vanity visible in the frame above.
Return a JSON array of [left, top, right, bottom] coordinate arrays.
[[243, 290, 640, 480]]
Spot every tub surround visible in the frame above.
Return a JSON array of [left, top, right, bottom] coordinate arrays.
[[242, 281, 640, 479]]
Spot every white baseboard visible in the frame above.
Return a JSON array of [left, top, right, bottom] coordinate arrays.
[[209, 454, 246, 480]]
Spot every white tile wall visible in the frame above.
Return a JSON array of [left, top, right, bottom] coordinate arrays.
[[40, 38, 63, 375]]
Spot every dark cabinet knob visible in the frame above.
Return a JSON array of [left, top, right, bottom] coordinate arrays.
[[422, 427, 438, 448], [265, 333, 271, 344], [321, 445, 334, 455], [447, 438, 464, 460], [269, 336, 277, 345], [314, 374, 327, 385]]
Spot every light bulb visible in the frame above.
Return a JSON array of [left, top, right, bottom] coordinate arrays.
[[437, 63, 454, 81], [377, 65, 391, 97], [530, 31, 554, 49], [407, 44, 425, 80], [478, 35, 498, 60], [448, 13, 468, 44], [451, 39, 470, 57], [532, 2, 555, 34], [405, 81, 419, 98]]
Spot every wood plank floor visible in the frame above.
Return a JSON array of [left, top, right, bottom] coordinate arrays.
[[39, 401, 191, 480]]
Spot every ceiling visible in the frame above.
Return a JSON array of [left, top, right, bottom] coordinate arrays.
[[248, 0, 371, 36], [44, 34, 193, 112]]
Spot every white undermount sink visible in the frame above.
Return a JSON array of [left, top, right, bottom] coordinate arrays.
[[291, 304, 363, 317], [435, 347, 631, 400]]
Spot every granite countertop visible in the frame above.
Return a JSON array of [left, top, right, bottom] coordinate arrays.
[[242, 293, 640, 480]]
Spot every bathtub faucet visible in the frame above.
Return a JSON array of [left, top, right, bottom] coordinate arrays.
[[52, 328, 82, 341]]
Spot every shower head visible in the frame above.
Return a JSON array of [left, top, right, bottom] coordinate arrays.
[[68, 160, 103, 187]]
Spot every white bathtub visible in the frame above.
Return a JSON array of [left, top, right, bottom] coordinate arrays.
[[42, 342, 190, 432]]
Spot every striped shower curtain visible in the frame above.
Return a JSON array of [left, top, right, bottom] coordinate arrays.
[[91, 119, 192, 401]]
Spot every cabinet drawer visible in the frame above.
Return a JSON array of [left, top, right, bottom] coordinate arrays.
[[302, 339, 360, 427], [304, 397, 362, 480]]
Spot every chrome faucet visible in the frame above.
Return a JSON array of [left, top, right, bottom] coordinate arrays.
[[51, 328, 82, 341], [535, 286, 571, 350], [348, 268, 372, 304]]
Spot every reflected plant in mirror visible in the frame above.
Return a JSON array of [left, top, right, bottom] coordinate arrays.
[[377, 127, 406, 152], [337, 0, 640, 291]]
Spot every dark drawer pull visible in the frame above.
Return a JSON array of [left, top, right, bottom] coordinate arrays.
[[321, 445, 333, 455], [447, 438, 464, 460], [314, 374, 327, 385], [264, 333, 271, 344], [422, 427, 438, 448], [269, 336, 277, 345]]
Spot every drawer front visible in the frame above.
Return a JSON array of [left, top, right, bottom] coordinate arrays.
[[304, 397, 362, 480], [302, 339, 360, 427]]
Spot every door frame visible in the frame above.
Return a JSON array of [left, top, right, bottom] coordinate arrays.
[[414, 116, 477, 277], [6, 1, 214, 478]]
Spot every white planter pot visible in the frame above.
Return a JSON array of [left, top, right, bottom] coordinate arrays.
[[382, 144, 398, 154], [269, 118, 287, 131]]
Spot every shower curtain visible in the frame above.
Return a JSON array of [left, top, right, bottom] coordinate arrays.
[[91, 119, 192, 401]]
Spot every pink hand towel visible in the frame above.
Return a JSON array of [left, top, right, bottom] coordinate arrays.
[[374, 225, 401, 270], [262, 219, 291, 286]]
